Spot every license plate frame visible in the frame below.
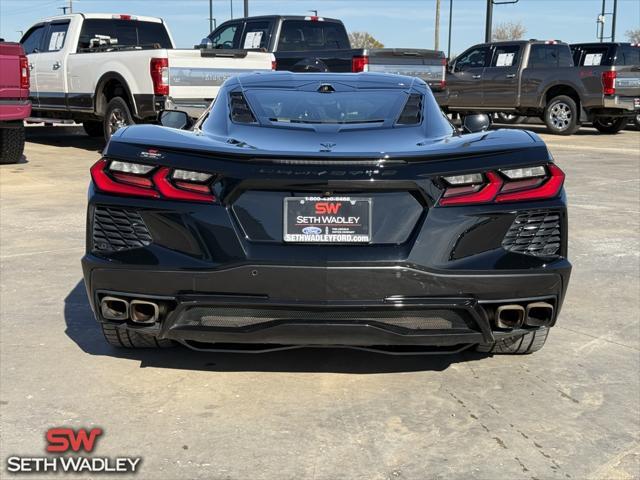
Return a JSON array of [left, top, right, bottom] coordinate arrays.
[[283, 197, 372, 244]]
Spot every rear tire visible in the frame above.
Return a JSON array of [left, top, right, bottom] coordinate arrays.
[[101, 324, 174, 349], [0, 124, 26, 164], [82, 120, 104, 138], [633, 114, 640, 131], [476, 327, 549, 354], [593, 116, 627, 134], [103, 97, 134, 142], [495, 112, 525, 124], [543, 95, 579, 135]]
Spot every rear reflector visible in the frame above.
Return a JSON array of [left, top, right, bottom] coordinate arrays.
[[602, 71, 616, 95]]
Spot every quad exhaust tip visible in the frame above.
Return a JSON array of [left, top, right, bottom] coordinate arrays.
[[495, 304, 525, 329], [129, 300, 160, 324], [525, 302, 554, 327], [100, 296, 129, 321]]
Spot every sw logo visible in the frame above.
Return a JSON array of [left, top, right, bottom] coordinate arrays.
[[315, 202, 342, 214], [46, 427, 103, 453]]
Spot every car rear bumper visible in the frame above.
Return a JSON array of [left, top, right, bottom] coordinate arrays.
[[0, 99, 31, 122], [83, 259, 571, 351], [602, 95, 640, 112]]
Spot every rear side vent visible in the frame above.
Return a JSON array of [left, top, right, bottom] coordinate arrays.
[[502, 210, 562, 257], [229, 92, 257, 124], [396, 94, 423, 125], [92, 206, 152, 252]]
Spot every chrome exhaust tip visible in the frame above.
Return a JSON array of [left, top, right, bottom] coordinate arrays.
[[130, 300, 160, 324], [495, 304, 525, 329], [525, 302, 554, 327], [100, 296, 129, 321]]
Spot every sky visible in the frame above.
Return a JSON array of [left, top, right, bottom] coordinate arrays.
[[1, 0, 638, 56]]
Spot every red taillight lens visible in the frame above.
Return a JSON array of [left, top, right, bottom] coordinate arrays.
[[153, 167, 215, 202], [495, 164, 565, 203], [439, 171, 503, 206], [90, 159, 216, 202], [90, 159, 159, 198], [19, 55, 29, 90], [150, 58, 169, 96], [271, 59, 277, 70], [351, 55, 369, 73], [438, 164, 565, 206], [602, 71, 616, 95]]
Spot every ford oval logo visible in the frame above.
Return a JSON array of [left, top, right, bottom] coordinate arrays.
[[302, 226, 323, 235]]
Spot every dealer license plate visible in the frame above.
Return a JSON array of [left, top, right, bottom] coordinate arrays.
[[283, 197, 372, 243]]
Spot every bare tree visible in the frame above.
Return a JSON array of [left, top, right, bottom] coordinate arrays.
[[348, 32, 384, 49], [492, 21, 527, 41], [626, 29, 640, 43]]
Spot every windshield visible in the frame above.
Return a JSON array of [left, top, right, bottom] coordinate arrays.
[[244, 90, 407, 124]]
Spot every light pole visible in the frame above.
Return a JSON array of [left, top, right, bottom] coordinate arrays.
[[447, 0, 453, 59], [435, 0, 440, 51], [209, 0, 213, 33], [230, 0, 233, 19], [485, 0, 519, 42], [244, 0, 249, 17]]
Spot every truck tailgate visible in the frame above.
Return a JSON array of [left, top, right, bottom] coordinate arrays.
[[614, 66, 640, 98], [367, 49, 446, 91], [166, 49, 273, 103]]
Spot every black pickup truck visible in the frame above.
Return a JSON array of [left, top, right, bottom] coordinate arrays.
[[199, 15, 446, 97], [443, 39, 640, 134]]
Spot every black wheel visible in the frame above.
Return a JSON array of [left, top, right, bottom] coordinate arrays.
[[495, 112, 525, 124], [101, 324, 174, 349], [593, 116, 627, 134], [476, 327, 549, 354], [543, 95, 579, 135], [103, 97, 134, 141], [633, 114, 640, 131], [82, 120, 104, 138], [0, 124, 26, 164]]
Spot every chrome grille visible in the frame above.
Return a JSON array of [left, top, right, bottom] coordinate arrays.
[[92, 207, 152, 252], [502, 210, 562, 256]]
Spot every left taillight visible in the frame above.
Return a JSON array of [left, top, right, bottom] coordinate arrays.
[[438, 164, 565, 206], [602, 70, 616, 96], [150, 58, 169, 96], [19, 55, 29, 90], [90, 159, 216, 202]]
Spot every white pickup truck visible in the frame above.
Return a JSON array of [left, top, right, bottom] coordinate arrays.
[[20, 13, 274, 139]]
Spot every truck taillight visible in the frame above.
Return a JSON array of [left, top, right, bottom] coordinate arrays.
[[602, 71, 616, 96], [271, 59, 277, 70], [150, 58, 169, 96], [19, 55, 29, 90], [351, 55, 369, 73]]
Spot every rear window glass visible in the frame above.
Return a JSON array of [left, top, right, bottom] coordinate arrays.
[[243, 89, 407, 124], [573, 46, 611, 66], [616, 45, 640, 66], [528, 45, 559, 68], [278, 21, 349, 51], [77, 19, 172, 51]]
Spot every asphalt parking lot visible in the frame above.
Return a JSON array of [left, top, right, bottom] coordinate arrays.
[[1, 124, 639, 480]]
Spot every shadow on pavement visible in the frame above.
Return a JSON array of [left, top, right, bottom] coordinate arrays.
[[26, 125, 105, 152], [64, 281, 488, 374]]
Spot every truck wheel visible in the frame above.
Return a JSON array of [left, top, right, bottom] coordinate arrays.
[[0, 124, 26, 164], [101, 324, 174, 349], [544, 95, 579, 135], [82, 120, 104, 138], [633, 114, 640, 131], [593, 116, 627, 134], [495, 112, 525, 124], [104, 97, 134, 141], [476, 327, 549, 354]]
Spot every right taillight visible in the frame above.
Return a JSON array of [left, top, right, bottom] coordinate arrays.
[[90, 159, 217, 203], [351, 55, 369, 73], [438, 164, 565, 206], [150, 58, 169, 96], [602, 70, 616, 95], [19, 55, 29, 90]]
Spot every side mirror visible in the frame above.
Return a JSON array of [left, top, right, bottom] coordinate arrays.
[[159, 110, 192, 130], [462, 114, 491, 133], [197, 37, 213, 49]]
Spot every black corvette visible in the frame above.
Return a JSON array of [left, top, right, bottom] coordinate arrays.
[[82, 72, 571, 355]]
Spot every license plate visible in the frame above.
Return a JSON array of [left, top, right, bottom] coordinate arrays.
[[283, 197, 372, 243]]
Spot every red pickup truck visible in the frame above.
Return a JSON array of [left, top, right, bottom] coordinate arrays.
[[0, 41, 31, 164]]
